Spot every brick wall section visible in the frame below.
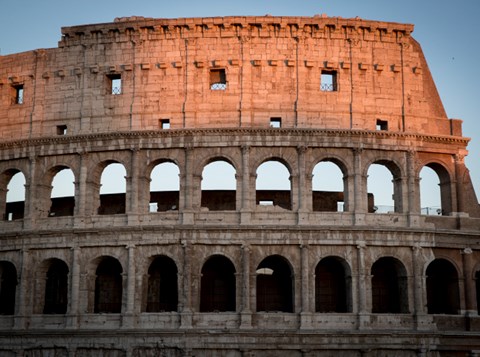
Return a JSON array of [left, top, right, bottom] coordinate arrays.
[[0, 16, 461, 140]]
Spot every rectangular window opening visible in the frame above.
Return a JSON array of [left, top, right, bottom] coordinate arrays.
[[259, 200, 274, 206], [160, 119, 170, 129], [210, 68, 227, 90], [321, 70, 337, 92], [337, 201, 344, 212], [13, 84, 24, 104], [270, 117, 281, 128], [56, 125, 68, 135], [107, 74, 122, 95], [376, 119, 388, 131], [149, 202, 158, 212]]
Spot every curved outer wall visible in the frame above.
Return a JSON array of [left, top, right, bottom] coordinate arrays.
[[0, 15, 480, 356]]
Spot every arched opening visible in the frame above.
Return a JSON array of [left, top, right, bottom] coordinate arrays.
[[0, 261, 17, 315], [149, 161, 179, 212], [145, 256, 178, 312], [426, 259, 460, 314], [312, 161, 345, 212], [420, 165, 447, 215], [367, 162, 402, 213], [256, 160, 291, 210], [43, 259, 69, 314], [315, 256, 352, 312], [49, 168, 75, 217], [256, 255, 293, 312], [5, 170, 25, 221], [98, 163, 126, 215], [200, 255, 236, 312], [371, 257, 409, 313], [201, 160, 236, 211], [94, 257, 123, 313]]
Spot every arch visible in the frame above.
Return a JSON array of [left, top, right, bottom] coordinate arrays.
[[4, 170, 25, 221], [94, 256, 123, 313], [420, 163, 452, 215], [149, 161, 180, 212], [49, 167, 76, 217], [426, 258, 460, 314], [201, 159, 237, 211], [0, 261, 17, 315], [43, 259, 69, 314], [200, 255, 236, 312], [371, 257, 409, 313], [366, 160, 403, 213], [145, 255, 178, 312], [312, 160, 346, 212], [256, 255, 293, 312], [256, 159, 292, 210], [98, 162, 126, 215], [315, 256, 352, 312]]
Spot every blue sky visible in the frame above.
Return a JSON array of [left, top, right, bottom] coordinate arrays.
[[1, 0, 479, 206]]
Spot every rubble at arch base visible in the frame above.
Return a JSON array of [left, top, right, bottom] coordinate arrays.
[[0, 15, 480, 356]]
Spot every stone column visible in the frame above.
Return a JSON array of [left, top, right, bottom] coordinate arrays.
[[297, 146, 308, 211], [127, 149, 140, 223], [123, 244, 136, 328], [356, 242, 369, 329], [353, 148, 366, 225], [67, 246, 80, 328], [240, 146, 251, 222], [300, 244, 312, 329], [462, 248, 476, 317], [74, 153, 88, 219], [454, 154, 466, 214], [180, 241, 193, 328], [406, 151, 420, 226], [14, 249, 30, 329], [181, 147, 194, 224], [240, 244, 252, 328], [23, 156, 37, 229]]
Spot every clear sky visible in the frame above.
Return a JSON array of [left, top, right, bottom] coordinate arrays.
[[1, 0, 479, 206]]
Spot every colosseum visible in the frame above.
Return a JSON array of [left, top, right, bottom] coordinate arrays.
[[0, 14, 480, 356]]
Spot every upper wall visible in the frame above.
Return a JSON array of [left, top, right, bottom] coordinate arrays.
[[0, 15, 461, 140]]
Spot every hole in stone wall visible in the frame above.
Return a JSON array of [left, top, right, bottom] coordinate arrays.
[[321, 70, 337, 92], [150, 162, 179, 212], [210, 68, 227, 90], [201, 160, 236, 211]]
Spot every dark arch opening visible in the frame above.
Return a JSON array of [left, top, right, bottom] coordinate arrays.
[[43, 259, 69, 314], [426, 259, 460, 314], [256, 255, 293, 312], [371, 257, 409, 313], [146, 256, 178, 312], [94, 257, 123, 313], [200, 255, 236, 312], [0, 261, 17, 315], [476, 270, 480, 315], [315, 256, 352, 312]]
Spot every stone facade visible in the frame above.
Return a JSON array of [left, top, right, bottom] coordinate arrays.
[[0, 15, 480, 356]]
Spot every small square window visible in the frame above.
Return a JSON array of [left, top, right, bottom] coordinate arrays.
[[210, 69, 227, 90], [107, 74, 122, 95], [13, 84, 24, 104], [321, 70, 337, 92], [270, 117, 281, 128], [376, 119, 388, 131], [56, 125, 67, 135], [160, 119, 170, 129]]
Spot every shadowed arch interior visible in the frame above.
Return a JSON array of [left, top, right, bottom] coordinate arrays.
[[426, 258, 460, 314], [256, 255, 293, 312], [200, 255, 236, 312], [43, 259, 69, 314], [146, 255, 178, 312], [94, 257, 123, 313], [315, 256, 352, 312], [0, 261, 17, 315]]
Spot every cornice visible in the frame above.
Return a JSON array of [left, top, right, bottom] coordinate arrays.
[[0, 128, 469, 153]]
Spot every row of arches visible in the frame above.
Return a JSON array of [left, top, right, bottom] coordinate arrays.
[[0, 255, 468, 316], [3, 157, 447, 220]]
